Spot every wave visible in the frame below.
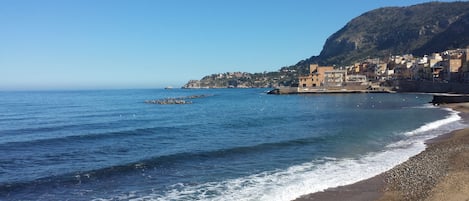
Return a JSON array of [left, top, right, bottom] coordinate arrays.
[[408, 103, 438, 109], [0, 134, 336, 194], [0, 125, 184, 147], [95, 107, 466, 201], [0, 116, 33, 122], [404, 108, 461, 136], [114, 144, 424, 201], [3, 101, 465, 200], [0, 123, 94, 136], [0, 110, 136, 136]]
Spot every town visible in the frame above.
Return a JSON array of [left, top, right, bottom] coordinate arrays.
[[290, 46, 469, 94], [183, 47, 469, 94]]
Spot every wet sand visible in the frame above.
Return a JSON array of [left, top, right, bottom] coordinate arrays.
[[294, 103, 469, 201]]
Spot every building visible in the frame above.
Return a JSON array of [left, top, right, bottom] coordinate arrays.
[[324, 70, 347, 87], [347, 74, 367, 83], [449, 59, 462, 72], [429, 53, 443, 68], [298, 64, 334, 87]]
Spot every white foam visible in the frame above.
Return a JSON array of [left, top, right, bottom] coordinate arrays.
[[409, 103, 438, 109], [125, 107, 466, 201], [132, 144, 423, 201], [404, 108, 461, 136]]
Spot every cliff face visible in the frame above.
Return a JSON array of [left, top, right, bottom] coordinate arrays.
[[310, 1, 469, 66], [184, 2, 469, 88]]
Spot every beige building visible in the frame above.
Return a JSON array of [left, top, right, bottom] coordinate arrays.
[[445, 59, 463, 81], [449, 59, 462, 72], [298, 64, 334, 87]]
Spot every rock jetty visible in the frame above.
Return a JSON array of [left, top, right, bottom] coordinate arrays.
[[431, 94, 469, 104], [145, 98, 191, 105], [144, 94, 212, 105]]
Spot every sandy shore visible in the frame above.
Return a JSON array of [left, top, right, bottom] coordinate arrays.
[[294, 103, 469, 201]]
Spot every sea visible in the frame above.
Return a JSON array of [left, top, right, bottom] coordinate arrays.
[[0, 88, 465, 201]]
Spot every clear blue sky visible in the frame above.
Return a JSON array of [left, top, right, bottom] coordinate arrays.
[[0, 0, 454, 90]]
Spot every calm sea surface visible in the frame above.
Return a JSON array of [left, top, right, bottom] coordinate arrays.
[[0, 89, 465, 201]]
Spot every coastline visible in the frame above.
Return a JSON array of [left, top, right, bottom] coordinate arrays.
[[294, 103, 469, 201]]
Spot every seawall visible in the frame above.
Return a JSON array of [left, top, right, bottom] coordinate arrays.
[[267, 87, 393, 95], [431, 94, 469, 104], [396, 80, 469, 94]]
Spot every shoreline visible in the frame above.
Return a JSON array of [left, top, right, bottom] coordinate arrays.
[[294, 103, 469, 201]]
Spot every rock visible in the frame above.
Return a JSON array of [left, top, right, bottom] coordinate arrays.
[[144, 94, 212, 105]]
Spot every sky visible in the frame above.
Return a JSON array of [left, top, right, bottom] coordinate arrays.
[[0, 0, 457, 90]]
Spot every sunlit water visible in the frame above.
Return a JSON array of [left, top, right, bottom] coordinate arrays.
[[0, 89, 464, 201]]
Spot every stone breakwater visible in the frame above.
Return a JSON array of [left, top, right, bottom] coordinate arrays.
[[431, 94, 469, 104], [145, 94, 212, 105], [267, 87, 393, 95], [145, 98, 192, 104]]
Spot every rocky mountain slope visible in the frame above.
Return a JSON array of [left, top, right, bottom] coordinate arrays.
[[307, 1, 469, 66], [184, 1, 469, 88]]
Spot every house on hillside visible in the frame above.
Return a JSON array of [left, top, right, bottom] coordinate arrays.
[[298, 64, 334, 88]]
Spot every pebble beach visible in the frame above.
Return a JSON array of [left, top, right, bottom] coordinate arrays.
[[296, 103, 469, 201]]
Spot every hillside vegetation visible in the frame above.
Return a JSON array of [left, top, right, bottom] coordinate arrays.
[[314, 1, 469, 66], [184, 1, 469, 88]]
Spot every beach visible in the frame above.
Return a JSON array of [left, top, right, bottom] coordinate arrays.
[[295, 103, 469, 201]]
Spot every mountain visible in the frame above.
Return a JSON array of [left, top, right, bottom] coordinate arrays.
[[182, 70, 299, 89], [184, 1, 469, 88], [306, 1, 469, 66]]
